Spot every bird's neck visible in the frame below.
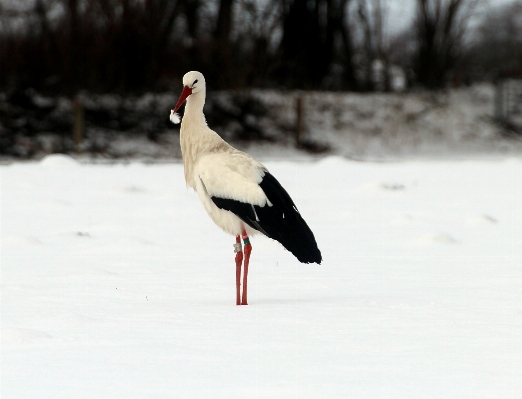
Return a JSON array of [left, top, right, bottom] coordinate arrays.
[[180, 89, 227, 188], [184, 90, 206, 123]]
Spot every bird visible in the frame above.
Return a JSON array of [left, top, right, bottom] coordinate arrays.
[[170, 71, 321, 305]]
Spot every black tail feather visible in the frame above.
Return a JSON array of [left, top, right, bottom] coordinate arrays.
[[211, 172, 322, 264]]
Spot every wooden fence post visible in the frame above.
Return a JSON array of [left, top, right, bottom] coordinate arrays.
[[295, 95, 303, 147], [73, 96, 84, 150], [495, 78, 504, 123]]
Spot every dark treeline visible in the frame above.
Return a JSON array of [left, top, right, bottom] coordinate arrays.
[[0, 0, 521, 94]]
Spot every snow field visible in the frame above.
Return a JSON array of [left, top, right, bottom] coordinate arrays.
[[1, 154, 522, 398]]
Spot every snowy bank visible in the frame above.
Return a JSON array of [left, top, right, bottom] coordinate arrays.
[[1, 84, 522, 162]]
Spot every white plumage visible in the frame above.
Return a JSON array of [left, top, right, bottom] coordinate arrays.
[[176, 72, 267, 237], [171, 71, 321, 305], [195, 153, 271, 236]]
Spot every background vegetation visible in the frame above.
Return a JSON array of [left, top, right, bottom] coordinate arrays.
[[1, 0, 521, 94], [1, 0, 521, 158]]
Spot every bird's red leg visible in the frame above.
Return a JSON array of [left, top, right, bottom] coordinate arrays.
[[234, 235, 243, 306], [241, 231, 252, 305]]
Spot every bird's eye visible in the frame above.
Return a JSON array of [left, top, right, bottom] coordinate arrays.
[[192, 79, 198, 87]]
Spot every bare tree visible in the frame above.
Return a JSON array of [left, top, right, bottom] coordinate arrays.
[[354, 0, 404, 91], [233, 0, 282, 87], [329, 0, 358, 90], [0, 0, 381, 92], [413, 0, 479, 88], [338, 0, 359, 90], [277, 0, 358, 89], [211, 0, 234, 87], [466, 1, 522, 78]]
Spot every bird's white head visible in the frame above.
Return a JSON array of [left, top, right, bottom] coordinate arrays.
[[170, 71, 205, 124], [183, 71, 205, 94]]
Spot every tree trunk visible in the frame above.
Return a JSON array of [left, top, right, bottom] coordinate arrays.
[[413, 0, 472, 89], [214, 0, 235, 88]]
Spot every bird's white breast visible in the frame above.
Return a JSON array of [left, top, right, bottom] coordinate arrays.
[[192, 152, 269, 236], [195, 152, 268, 205]]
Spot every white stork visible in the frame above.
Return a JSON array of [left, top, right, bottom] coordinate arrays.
[[170, 71, 321, 305]]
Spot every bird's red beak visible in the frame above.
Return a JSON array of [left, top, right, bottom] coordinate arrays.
[[172, 85, 193, 114]]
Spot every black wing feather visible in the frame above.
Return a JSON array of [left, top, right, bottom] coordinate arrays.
[[211, 172, 322, 264]]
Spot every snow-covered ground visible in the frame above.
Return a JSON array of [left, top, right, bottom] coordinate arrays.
[[2, 154, 521, 398]]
